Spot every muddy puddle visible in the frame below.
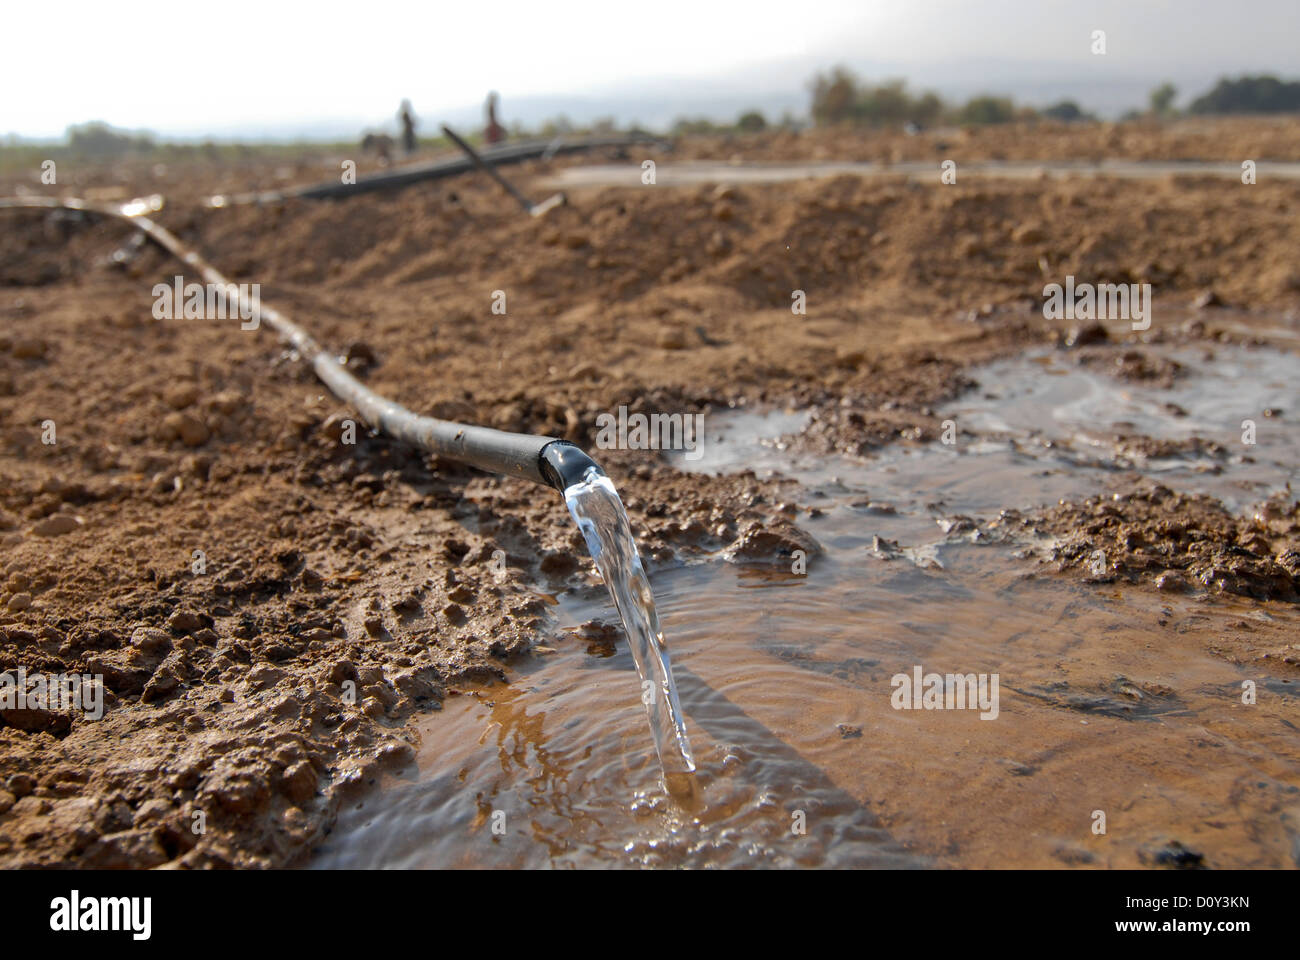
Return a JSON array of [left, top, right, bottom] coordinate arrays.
[[312, 342, 1300, 869], [311, 545, 1300, 869], [682, 340, 1297, 515]]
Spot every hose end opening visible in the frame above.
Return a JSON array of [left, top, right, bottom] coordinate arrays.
[[539, 441, 602, 491]]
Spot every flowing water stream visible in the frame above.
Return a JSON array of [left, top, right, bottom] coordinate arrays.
[[561, 464, 696, 787]]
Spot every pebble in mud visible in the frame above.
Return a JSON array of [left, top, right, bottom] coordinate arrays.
[[10, 338, 47, 360], [722, 519, 822, 565], [167, 608, 205, 633], [163, 381, 199, 409], [31, 514, 79, 537], [343, 341, 377, 371], [657, 329, 687, 350], [1140, 840, 1207, 870], [870, 535, 903, 560], [1154, 571, 1192, 593], [159, 411, 210, 447], [1065, 322, 1108, 348]]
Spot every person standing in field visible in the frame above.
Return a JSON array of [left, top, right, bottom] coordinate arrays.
[[485, 92, 505, 145], [398, 100, 418, 155]]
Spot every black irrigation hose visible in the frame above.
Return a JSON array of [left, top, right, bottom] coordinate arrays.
[[0, 194, 592, 489], [207, 132, 670, 205]]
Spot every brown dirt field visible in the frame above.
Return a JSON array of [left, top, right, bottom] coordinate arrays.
[[0, 117, 1297, 867]]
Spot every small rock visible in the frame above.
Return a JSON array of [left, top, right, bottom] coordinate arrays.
[[835, 348, 867, 369], [178, 415, 210, 447], [81, 829, 169, 869], [345, 341, 377, 369], [131, 627, 172, 656], [167, 609, 203, 633], [1193, 289, 1223, 309], [32, 514, 79, 537], [140, 664, 181, 704], [11, 795, 51, 816], [6, 592, 32, 612], [11, 338, 47, 359], [1012, 223, 1045, 244], [377, 741, 415, 766], [723, 519, 822, 565], [163, 382, 200, 409], [1065, 322, 1108, 348], [657, 329, 687, 350], [1141, 840, 1206, 870], [210, 389, 244, 415], [0, 705, 71, 734], [203, 767, 272, 815], [279, 760, 318, 806], [870, 535, 903, 559], [160, 411, 210, 446], [131, 798, 173, 828], [1154, 571, 1191, 593]]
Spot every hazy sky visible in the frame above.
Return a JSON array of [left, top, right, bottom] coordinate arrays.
[[4, 0, 1297, 139]]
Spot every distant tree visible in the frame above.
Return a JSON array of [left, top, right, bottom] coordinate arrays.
[[957, 96, 1016, 125], [1188, 74, 1300, 114], [1041, 100, 1089, 122], [737, 110, 767, 133], [1148, 83, 1178, 116], [810, 66, 859, 125], [857, 79, 914, 124], [810, 66, 949, 127], [912, 91, 945, 126], [66, 122, 154, 156], [671, 116, 721, 136]]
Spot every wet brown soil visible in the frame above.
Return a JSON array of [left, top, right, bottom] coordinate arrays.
[[0, 118, 1297, 867]]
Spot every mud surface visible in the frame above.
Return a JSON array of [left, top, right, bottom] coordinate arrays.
[[0, 118, 1297, 867]]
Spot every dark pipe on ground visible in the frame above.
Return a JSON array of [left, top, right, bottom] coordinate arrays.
[[0, 194, 593, 490], [207, 132, 669, 206]]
